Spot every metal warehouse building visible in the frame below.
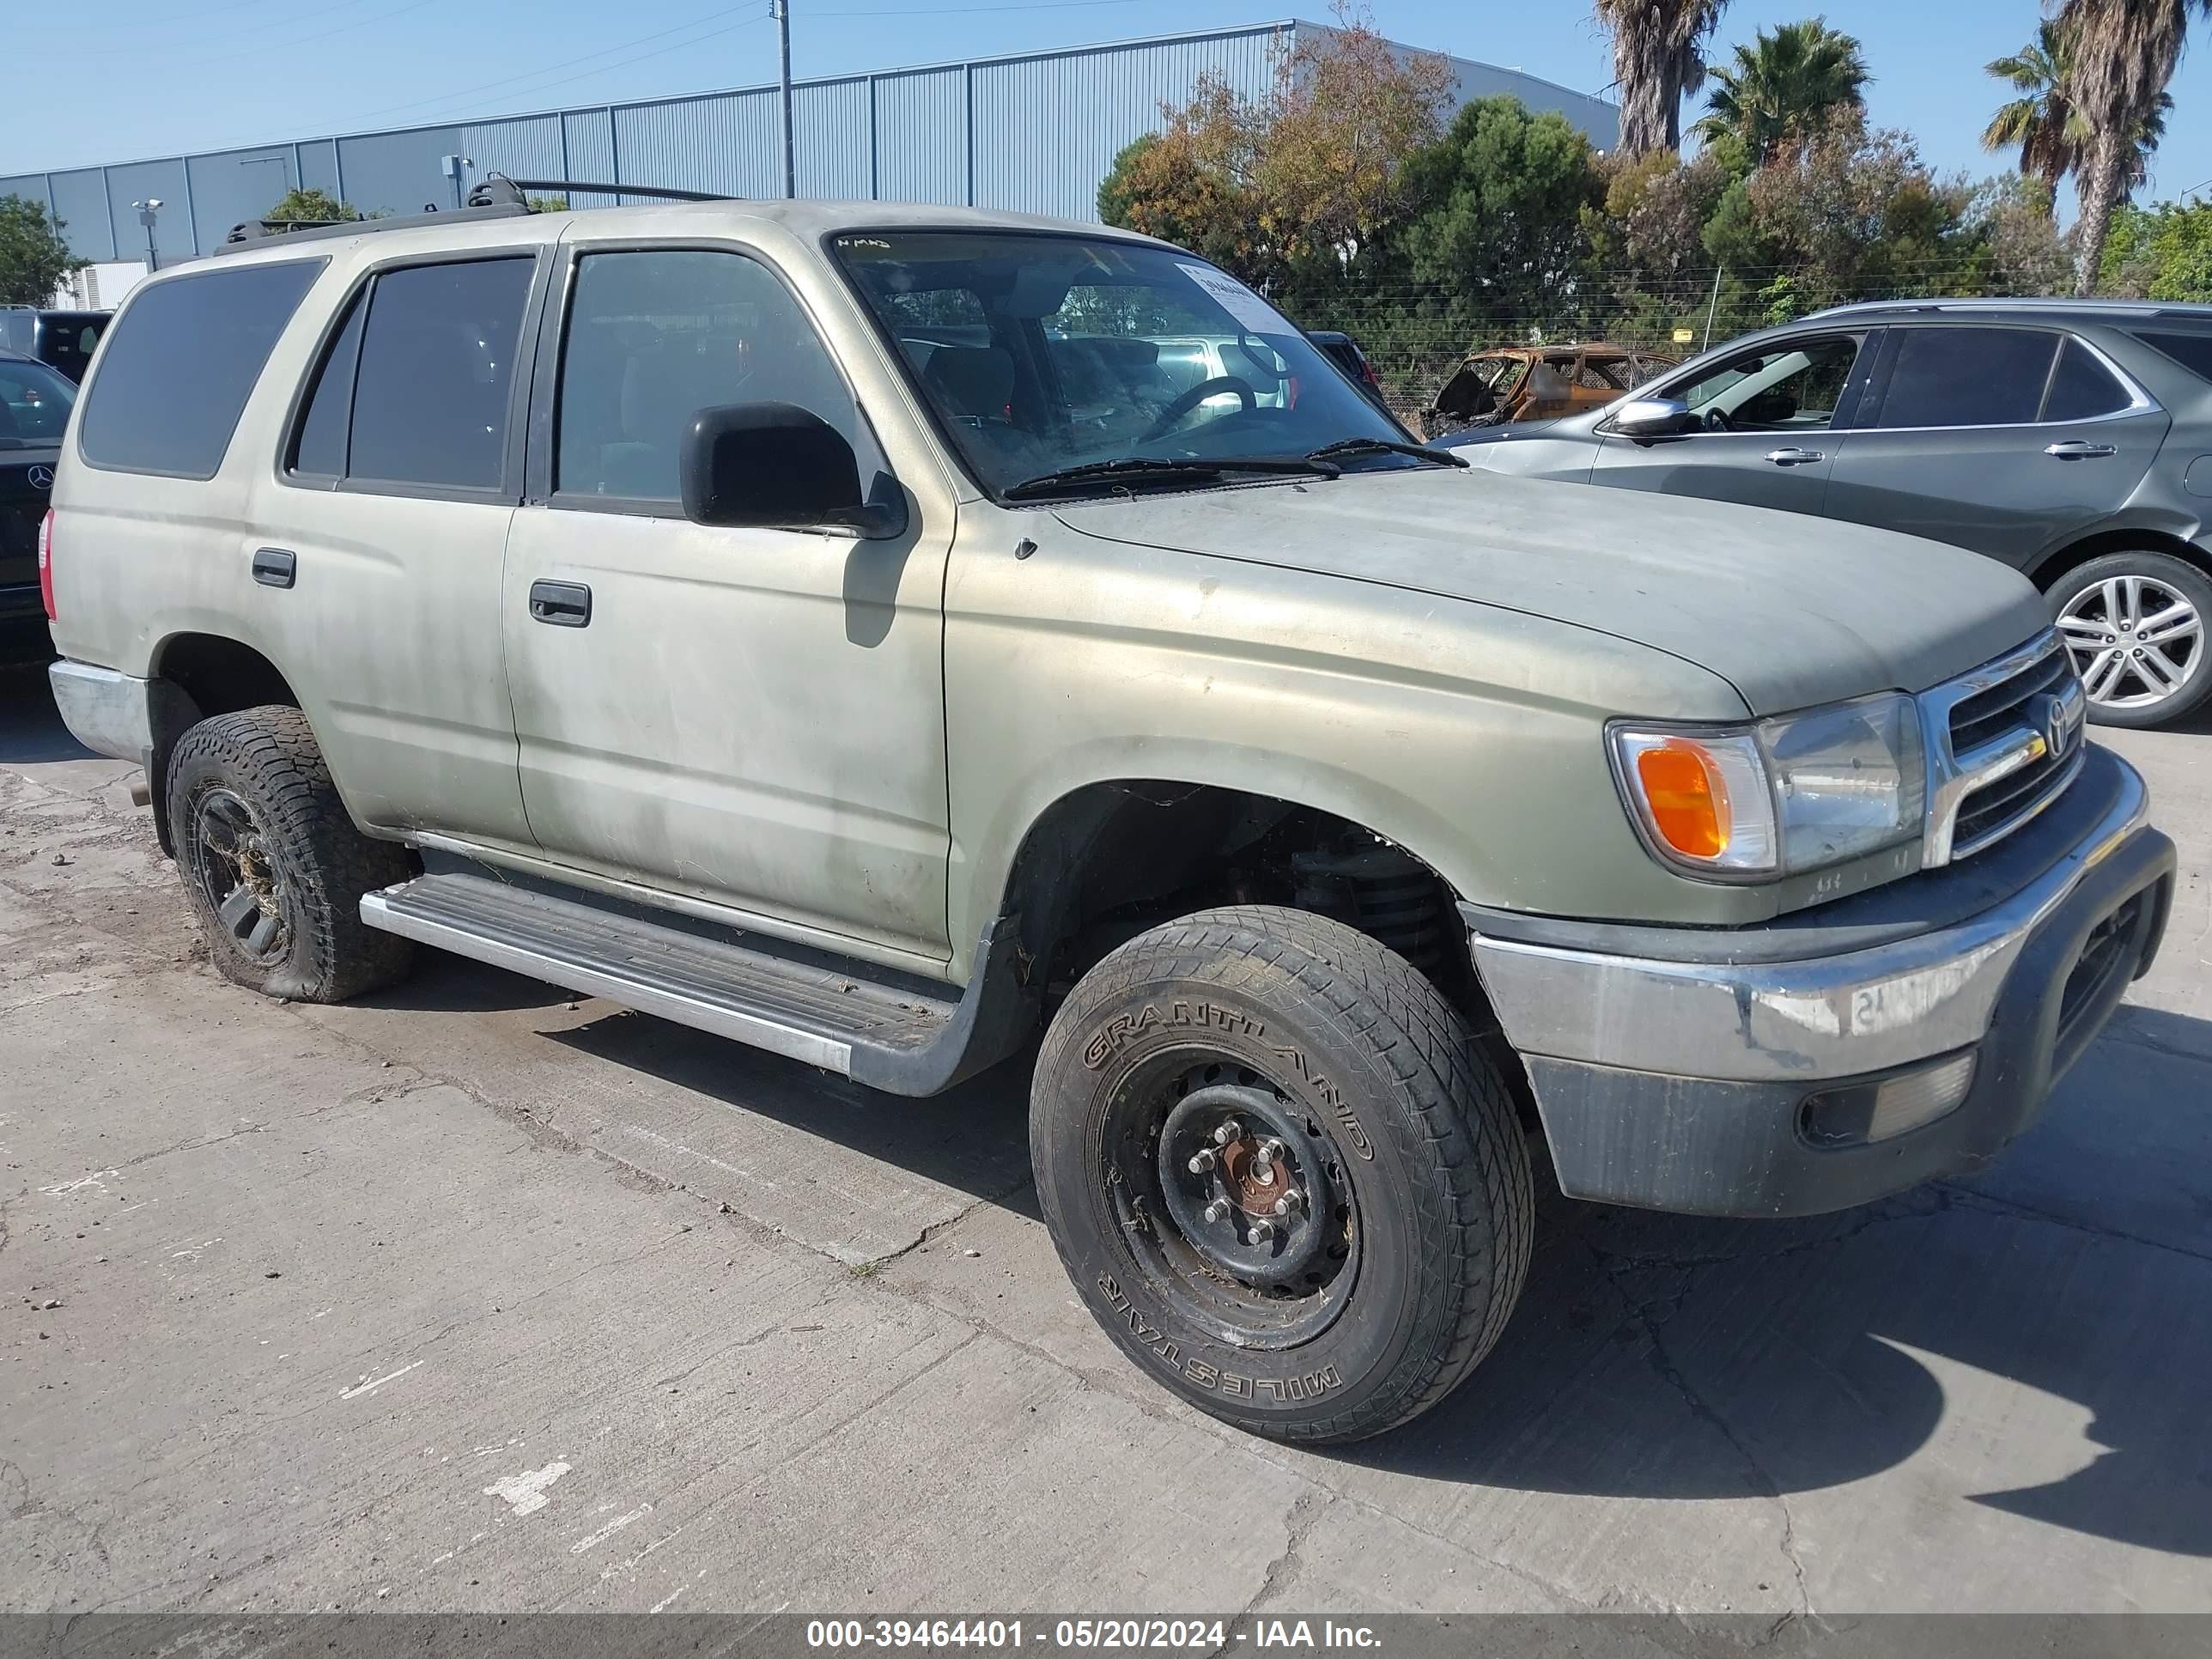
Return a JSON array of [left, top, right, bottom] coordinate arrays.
[[3, 20, 1618, 268]]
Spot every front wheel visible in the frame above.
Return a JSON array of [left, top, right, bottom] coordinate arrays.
[[1030, 906, 1534, 1443], [2049, 551, 2212, 728]]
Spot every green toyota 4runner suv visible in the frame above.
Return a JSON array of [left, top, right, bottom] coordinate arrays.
[[42, 185, 2175, 1443]]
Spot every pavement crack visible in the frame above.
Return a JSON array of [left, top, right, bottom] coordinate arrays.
[[1589, 1240, 1816, 1623], [1237, 1488, 1324, 1622], [1932, 1181, 2212, 1266], [860, 1175, 1036, 1270]]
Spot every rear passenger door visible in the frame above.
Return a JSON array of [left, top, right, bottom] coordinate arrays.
[[1822, 325, 2170, 563], [247, 248, 550, 851], [499, 239, 955, 962]]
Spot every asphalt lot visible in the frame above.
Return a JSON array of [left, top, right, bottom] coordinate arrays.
[[1, 643, 2208, 1619]]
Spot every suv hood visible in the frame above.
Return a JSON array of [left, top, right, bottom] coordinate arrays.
[[1051, 468, 2051, 715]]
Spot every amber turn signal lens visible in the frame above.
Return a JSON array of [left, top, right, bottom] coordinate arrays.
[[1634, 742, 1729, 859]]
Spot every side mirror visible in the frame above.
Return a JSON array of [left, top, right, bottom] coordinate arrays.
[[1610, 396, 1696, 438], [679, 402, 905, 538]]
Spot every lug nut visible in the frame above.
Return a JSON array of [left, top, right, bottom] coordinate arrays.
[[1259, 1138, 1286, 1161], [1248, 1219, 1276, 1244], [1273, 1189, 1304, 1216], [1187, 1148, 1217, 1175], [1204, 1198, 1233, 1224], [1212, 1119, 1243, 1146]]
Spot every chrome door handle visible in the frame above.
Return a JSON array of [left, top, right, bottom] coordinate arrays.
[[1764, 447, 1825, 467], [2045, 440, 2117, 459]]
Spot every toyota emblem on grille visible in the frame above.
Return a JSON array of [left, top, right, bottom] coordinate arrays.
[[26, 465, 53, 490], [2036, 691, 2078, 762]]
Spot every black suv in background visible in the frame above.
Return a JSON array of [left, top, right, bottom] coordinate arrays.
[[1448, 300, 2212, 728], [0, 307, 109, 383], [0, 348, 72, 631]]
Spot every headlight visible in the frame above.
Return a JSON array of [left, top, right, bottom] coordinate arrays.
[[1610, 693, 1925, 879]]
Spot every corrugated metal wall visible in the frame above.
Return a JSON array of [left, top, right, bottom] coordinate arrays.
[[4, 22, 1618, 264]]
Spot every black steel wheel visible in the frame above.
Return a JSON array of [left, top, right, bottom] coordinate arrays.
[[1032, 905, 1534, 1443]]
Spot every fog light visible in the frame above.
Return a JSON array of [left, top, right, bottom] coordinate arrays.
[[1801, 1052, 1977, 1147]]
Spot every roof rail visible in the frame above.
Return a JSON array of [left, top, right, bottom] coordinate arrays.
[[216, 200, 528, 255], [1804, 296, 2211, 321], [472, 173, 738, 204]]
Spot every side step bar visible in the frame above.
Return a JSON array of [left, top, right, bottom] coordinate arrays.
[[361, 871, 1034, 1096]]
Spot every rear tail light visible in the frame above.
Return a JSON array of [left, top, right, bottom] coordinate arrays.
[[1361, 358, 1380, 388], [37, 507, 56, 623]]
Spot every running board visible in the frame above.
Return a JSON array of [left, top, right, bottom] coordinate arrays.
[[360, 871, 1034, 1096]]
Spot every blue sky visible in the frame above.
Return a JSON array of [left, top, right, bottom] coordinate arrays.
[[15, 1, 2212, 207]]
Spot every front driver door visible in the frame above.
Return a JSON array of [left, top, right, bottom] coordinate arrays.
[[1589, 330, 1878, 516], [1821, 325, 2169, 561], [500, 240, 955, 963]]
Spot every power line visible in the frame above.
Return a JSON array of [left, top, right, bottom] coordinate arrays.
[[398, 15, 772, 125], [335, 4, 763, 127]]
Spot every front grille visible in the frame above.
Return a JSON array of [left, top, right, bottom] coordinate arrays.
[[1931, 634, 2085, 863]]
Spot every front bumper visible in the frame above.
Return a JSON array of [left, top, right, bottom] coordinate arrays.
[[1468, 745, 2174, 1217]]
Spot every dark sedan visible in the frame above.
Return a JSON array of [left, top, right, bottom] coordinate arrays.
[[0, 349, 73, 627], [1447, 299, 2212, 728]]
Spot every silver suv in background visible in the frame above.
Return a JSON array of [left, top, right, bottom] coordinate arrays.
[[40, 186, 2174, 1444], [1448, 301, 2212, 728]]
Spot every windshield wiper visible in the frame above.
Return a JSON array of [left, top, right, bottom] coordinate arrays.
[[1305, 436, 1468, 469], [1002, 454, 1340, 501]]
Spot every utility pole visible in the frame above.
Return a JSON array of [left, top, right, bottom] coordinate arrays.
[[775, 0, 796, 199], [132, 198, 162, 271]]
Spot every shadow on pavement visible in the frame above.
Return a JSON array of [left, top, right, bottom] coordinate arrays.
[[0, 653, 94, 765]]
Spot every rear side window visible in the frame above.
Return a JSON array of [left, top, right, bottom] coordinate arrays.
[[2041, 337, 2132, 421], [1871, 327, 2057, 428], [77, 260, 323, 477], [288, 293, 368, 479], [345, 258, 534, 490], [2134, 330, 2212, 384]]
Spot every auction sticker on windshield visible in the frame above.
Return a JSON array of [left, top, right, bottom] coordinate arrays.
[[1176, 264, 1291, 336]]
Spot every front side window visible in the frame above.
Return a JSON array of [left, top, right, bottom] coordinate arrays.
[[1668, 336, 1864, 433], [0, 357, 76, 448], [1870, 327, 2057, 429], [78, 260, 323, 477], [833, 232, 1412, 498], [556, 248, 869, 502], [346, 258, 534, 490]]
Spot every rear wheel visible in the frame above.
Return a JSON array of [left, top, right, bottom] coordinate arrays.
[[167, 705, 415, 1002], [2049, 551, 2212, 728], [1030, 905, 1534, 1443]]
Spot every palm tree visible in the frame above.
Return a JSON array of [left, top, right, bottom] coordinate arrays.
[[1592, 1, 1732, 155], [1692, 17, 1872, 164], [1983, 16, 2172, 207], [2051, 0, 2209, 294]]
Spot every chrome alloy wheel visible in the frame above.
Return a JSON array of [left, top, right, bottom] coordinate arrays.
[[2057, 574, 2203, 712]]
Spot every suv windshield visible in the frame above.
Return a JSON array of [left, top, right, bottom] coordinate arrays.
[[832, 231, 1414, 497], [0, 356, 76, 449]]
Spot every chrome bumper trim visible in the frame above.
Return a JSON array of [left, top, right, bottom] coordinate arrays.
[[1471, 753, 2152, 1085], [47, 660, 159, 764]]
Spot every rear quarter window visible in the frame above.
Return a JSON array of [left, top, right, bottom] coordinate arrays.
[[76, 260, 324, 479], [2133, 330, 2212, 384]]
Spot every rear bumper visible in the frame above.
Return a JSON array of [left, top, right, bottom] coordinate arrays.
[[49, 659, 166, 764], [1468, 746, 2174, 1217]]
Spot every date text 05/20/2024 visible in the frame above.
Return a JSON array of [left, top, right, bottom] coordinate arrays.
[[805, 1620, 1384, 1650]]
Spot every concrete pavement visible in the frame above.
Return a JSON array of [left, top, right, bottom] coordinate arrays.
[[1, 659, 2208, 1617]]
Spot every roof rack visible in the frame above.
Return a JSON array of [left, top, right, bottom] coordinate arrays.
[[1805, 296, 2212, 321], [214, 172, 737, 256]]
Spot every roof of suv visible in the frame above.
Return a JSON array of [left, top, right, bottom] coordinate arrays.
[[203, 196, 1167, 273], [1808, 297, 2212, 326]]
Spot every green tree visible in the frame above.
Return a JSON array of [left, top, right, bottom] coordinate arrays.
[[1591, 1, 1733, 155], [1981, 16, 2168, 207], [2052, 0, 2210, 294], [526, 194, 569, 213], [0, 195, 87, 306], [1692, 17, 1872, 164], [1398, 97, 1608, 331], [265, 186, 362, 226], [2100, 198, 2212, 296]]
